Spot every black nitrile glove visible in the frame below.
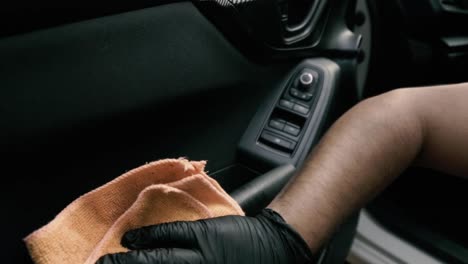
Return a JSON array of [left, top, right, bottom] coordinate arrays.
[[97, 209, 313, 264]]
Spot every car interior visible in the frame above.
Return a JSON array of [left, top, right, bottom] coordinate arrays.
[[2, 0, 468, 263]]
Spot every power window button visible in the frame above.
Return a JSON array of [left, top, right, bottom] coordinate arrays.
[[284, 124, 300, 136], [269, 119, 285, 130], [279, 99, 294, 109], [293, 104, 309, 114]]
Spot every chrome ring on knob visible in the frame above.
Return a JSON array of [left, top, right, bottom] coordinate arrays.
[[300, 72, 314, 86]]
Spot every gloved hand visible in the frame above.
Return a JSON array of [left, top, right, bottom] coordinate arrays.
[[96, 209, 314, 264]]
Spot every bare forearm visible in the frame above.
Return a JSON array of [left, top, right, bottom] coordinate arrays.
[[269, 90, 423, 251], [269, 83, 468, 252]]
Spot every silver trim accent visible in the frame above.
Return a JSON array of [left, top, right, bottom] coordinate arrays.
[[300, 72, 314, 86], [348, 210, 446, 264]]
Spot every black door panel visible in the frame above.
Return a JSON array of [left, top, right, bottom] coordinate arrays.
[[1, 2, 258, 147], [0, 3, 297, 262], [2, 1, 365, 263]]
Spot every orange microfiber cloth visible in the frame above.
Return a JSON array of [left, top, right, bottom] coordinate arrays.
[[24, 158, 244, 264]]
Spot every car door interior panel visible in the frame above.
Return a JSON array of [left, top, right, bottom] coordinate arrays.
[[5, 0, 467, 263], [1, 2, 257, 148], [2, 2, 363, 262]]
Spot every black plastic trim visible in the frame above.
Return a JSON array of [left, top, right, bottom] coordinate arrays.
[[231, 164, 296, 215], [283, 0, 329, 44], [238, 58, 340, 170]]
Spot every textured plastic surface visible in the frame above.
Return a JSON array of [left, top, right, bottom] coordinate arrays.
[[0, 2, 254, 148], [231, 164, 296, 216]]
